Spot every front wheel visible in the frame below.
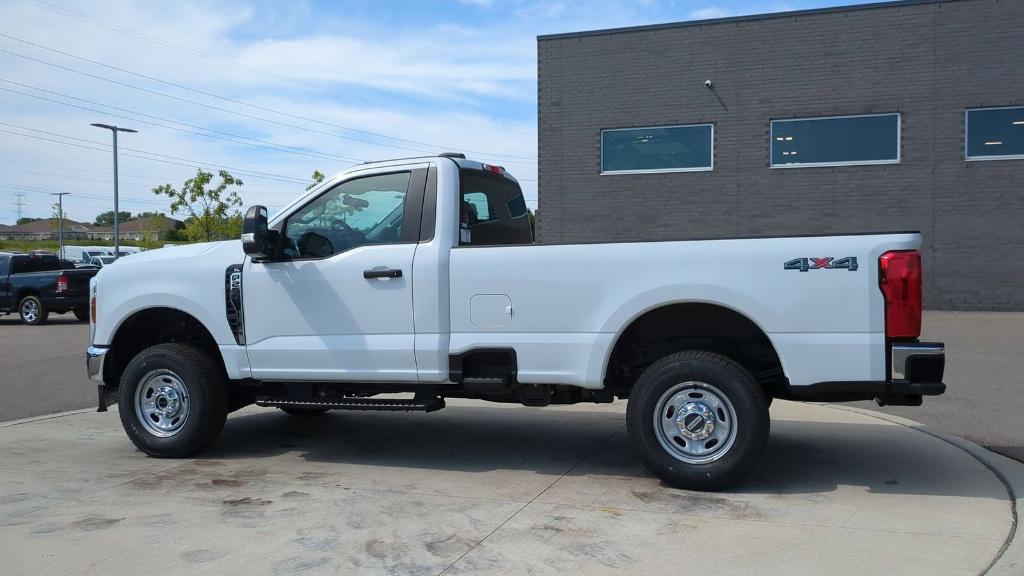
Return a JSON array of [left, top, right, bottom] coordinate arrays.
[[118, 343, 228, 457], [19, 295, 48, 325], [627, 351, 770, 491]]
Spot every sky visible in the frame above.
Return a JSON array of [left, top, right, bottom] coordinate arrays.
[[0, 0, 853, 225]]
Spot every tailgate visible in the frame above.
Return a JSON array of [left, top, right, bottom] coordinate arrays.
[[62, 269, 97, 299]]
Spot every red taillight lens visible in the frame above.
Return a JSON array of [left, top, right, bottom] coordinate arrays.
[[879, 250, 922, 339], [56, 274, 68, 293], [481, 163, 504, 174]]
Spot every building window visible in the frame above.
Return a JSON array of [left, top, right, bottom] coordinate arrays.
[[770, 113, 900, 168], [966, 107, 1024, 161], [601, 124, 713, 174]]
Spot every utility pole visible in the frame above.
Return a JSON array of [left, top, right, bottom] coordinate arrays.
[[90, 123, 138, 259], [12, 191, 26, 222], [50, 192, 71, 260]]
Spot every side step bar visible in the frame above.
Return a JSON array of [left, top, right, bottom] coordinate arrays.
[[256, 396, 445, 413]]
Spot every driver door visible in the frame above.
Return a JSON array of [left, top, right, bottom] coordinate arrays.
[[242, 167, 426, 381]]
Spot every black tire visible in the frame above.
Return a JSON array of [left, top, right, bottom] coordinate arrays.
[[19, 295, 48, 325], [278, 406, 330, 415], [118, 343, 228, 458], [73, 306, 90, 322], [626, 351, 770, 491]]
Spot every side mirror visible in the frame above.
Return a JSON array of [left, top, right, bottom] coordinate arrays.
[[241, 206, 274, 260]]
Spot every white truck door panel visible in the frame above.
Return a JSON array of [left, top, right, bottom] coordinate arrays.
[[242, 244, 418, 381]]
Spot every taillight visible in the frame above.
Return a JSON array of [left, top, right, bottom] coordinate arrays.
[[481, 163, 505, 174], [879, 250, 922, 339], [90, 292, 97, 325], [56, 274, 68, 293]]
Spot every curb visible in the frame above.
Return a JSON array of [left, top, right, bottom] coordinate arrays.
[[0, 408, 94, 428], [824, 404, 1022, 576]]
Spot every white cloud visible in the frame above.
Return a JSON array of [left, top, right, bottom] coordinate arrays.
[[689, 6, 732, 20]]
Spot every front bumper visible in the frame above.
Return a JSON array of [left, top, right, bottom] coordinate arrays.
[[86, 346, 108, 383], [87, 346, 116, 412], [787, 341, 946, 405]]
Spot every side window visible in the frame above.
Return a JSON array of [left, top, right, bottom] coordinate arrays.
[[459, 170, 534, 246], [283, 171, 411, 259], [10, 257, 29, 274]]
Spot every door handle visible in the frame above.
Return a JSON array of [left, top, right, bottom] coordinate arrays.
[[363, 268, 402, 279]]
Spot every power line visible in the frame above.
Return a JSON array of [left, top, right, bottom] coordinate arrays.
[[8, 4, 533, 138], [15, 0, 328, 93], [11, 191, 26, 221], [0, 79, 365, 164], [0, 37, 535, 163], [0, 123, 309, 184]]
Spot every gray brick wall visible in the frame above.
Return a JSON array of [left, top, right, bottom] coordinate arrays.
[[537, 0, 1024, 310]]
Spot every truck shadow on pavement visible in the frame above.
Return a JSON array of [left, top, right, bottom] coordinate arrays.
[[0, 314, 83, 326], [191, 404, 1008, 501]]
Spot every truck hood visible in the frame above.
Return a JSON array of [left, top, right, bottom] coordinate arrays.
[[118, 240, 243, 264]]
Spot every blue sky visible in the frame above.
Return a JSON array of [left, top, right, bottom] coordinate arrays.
[[0, 0, 853, 225]]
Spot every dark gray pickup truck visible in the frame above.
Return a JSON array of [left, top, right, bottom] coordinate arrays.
[[0, 253, 98, 325]]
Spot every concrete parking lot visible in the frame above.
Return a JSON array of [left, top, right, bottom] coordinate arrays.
[[0, 311, 1022, 574], [0, 400, 1019, 575]]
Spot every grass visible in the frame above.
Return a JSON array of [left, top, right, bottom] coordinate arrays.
[[0, 239, 173, 253]]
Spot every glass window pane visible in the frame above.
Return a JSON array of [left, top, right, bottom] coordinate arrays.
[[966, 107, 1024, 159], [771, 114, 899, 166], [602, 125, 713, 173], [283, 171, 410, 259], [459, 170, 533, 246]]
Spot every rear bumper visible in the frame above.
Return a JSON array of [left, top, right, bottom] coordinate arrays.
[[787, 341, 946, 405]]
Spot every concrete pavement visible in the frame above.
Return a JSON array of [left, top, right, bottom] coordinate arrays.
[[0, 399, 1018, 575], [854, 311, 1024, 462]]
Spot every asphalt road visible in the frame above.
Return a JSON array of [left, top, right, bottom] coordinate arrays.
[[0, 310, 1021, 461]]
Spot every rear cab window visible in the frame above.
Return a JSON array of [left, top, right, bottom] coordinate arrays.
[[459, 169, 533, 246]]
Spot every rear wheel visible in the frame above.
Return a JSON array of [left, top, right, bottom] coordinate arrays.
[[627, 350, 770, 491], [118, 343, 228, 457], [73, 306, 90, 322], [19, 295, 48, 325]]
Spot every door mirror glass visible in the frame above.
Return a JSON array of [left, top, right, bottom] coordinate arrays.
[[242, 205, 273, 259]]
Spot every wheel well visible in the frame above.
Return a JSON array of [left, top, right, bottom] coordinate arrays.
[[15, 288, 39, 303], [605, 303, 788, 398], [104, 307, 222, 388]]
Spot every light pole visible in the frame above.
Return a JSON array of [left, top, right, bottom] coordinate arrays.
[[90, 123, 137, 259], [50, 192, 70, 260]]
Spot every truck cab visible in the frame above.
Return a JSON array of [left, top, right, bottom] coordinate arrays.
[[87, 154, 945, 490]]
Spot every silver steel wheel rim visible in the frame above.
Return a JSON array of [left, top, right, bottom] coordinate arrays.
[[135, 369, 191, 438], [653, 381, 738, 465], [21, 300, 38, 322]]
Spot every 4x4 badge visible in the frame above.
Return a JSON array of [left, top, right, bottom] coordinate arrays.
[[784, 257, 858, 272]]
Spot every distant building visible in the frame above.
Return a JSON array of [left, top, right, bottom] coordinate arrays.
[[86, 215, 183, 242], [0, 215, 182, 242]]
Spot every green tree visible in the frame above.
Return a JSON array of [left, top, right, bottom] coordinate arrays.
[[16, 217, 42, 226], [51, 202, 69, 229], [153, 169, 244, 242], [307, 169, 326, 191], [94, 210, 133, 227]]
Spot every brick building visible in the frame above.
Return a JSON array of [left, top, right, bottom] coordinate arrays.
[[536, 0, 1024, 310]]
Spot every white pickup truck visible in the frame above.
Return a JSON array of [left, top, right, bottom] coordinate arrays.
[[86, 154, 945, 490]]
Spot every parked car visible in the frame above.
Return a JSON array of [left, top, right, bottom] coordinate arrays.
[[88, 256, 117, 268], [86, 155, 945, 490], [0, 252, 98, 324]]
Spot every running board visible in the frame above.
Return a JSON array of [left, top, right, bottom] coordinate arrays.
[[256, 396, 445, 412]]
